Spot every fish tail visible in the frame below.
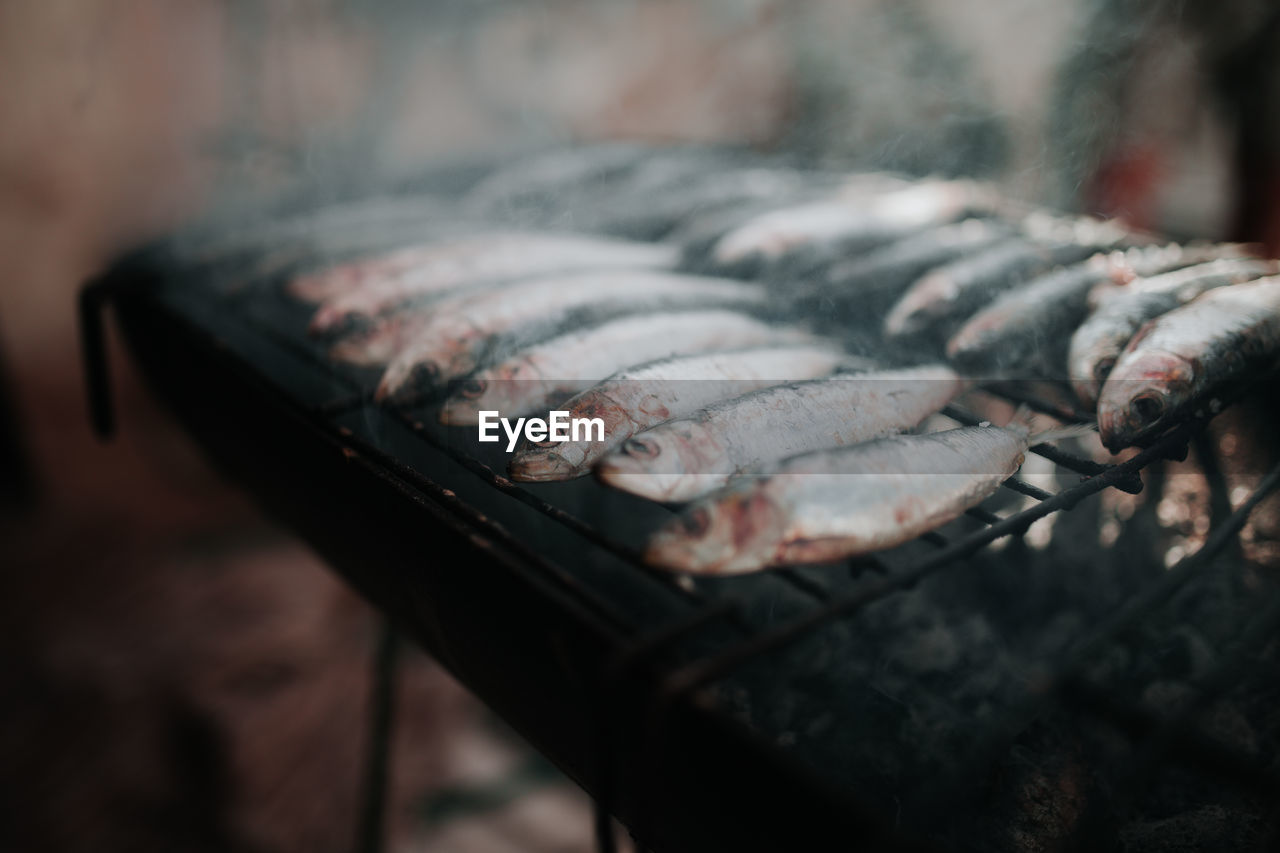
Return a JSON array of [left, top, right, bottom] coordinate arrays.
[[1028, 421, 1098, 444], [1004, 404, 1097, 444], [1007, 403, 1035, 431]]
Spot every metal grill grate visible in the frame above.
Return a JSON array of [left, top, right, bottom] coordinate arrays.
[[85, 216, 1280, 851]]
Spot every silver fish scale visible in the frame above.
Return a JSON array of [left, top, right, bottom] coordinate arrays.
[[1070, 257, 1280, 404], [761, 427, 1028, 557], [707, 369, 960, 469], [1118, 278, 1280, 393]]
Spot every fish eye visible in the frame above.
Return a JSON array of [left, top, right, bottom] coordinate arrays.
[[457, 379, 487, 399], [622, 437, 660, 458], [410, 362, 440, 385], [1130, 392, 1166, 423], [682, 507, 711, 536]]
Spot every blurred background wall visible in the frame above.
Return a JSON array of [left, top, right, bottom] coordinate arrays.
[[1, 1, 1278, 850]]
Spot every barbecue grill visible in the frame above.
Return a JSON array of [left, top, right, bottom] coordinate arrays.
[[80, 167, 1280, 851]]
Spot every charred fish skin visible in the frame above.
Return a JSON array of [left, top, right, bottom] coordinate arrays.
[[373, 271, 769, 402], [460, 143, 654, 216], [813, 217, 1014, 295], [882, 237, 1100, 342], [702, 179, 997, 275], [436, 311, 815, 425], [645, 425, 1029, 574], [475, 148, 741, 233], [308, 233, 679, 335], [507, 344, 860, 482], [588, 167, 822, 242], [1096, 276, 1280, 451], [945, 263, 1110, 378], [595, 365, 964, 503], [944, 242, 1227, 378], [1068, 256, 1280, 409], [329, 311, 435, 367]]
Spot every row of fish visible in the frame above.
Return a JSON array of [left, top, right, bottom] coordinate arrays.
[[283, 224, 1056, 575], [698, 180, 1280, 453], [267, 147, 1280, 574]]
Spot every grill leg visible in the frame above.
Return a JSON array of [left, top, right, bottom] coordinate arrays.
[[0, 329, 36, 508], [356, 618, 399, 853]]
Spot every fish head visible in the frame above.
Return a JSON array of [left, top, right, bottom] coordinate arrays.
[[309, 300, 370, 337], [330, 317, 402, 367], [1096, 349, 1196, 451], [375, 352, 441, 402], [1067, 325, 1124, 412], [508, 398, 632, 482], [438, 376, 505, 426], [644, 485, 786, 574], [594, 422, 729, 502], [508, 441, 583, 482]]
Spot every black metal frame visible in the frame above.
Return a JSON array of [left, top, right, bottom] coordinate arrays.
[[83, 256, 1280, 851]]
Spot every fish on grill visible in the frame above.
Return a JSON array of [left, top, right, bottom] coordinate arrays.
[[508, 344, 862, 482], [329, 313, 436, 367], [460, 143, 654, 214], [1068, 256, 1280, 409], [799, 218, 1016, 308], [595, 365, 963, 502], [373, 271, 768, 399], [707, 179, 995, 269], [204, 209, 478, 296], [288, 229, 514, 305], [587, 167, 822, 241], [1096, 276, 1280, 451], [305, 233, 679, 334], [436, 311, 814, 425], [644, 420, 1063, 574], [882, 237, 1105, 341], [945, 243, 1236, 376]]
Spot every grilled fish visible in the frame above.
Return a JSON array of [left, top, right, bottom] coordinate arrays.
[[437, 311, 813, 425], [709, 180, 994, 268], [307, 233, 678, 334], [1068, 256, 1279, 409], [644, 422, 1042, 574], [595, 365, 964, 503], [329, 312, 436, 367], [288, 230, 507, 305], [882, 238, 1101, 341], [1096, 276, 1280, 451], [812, 218, 1014, 303], [508, 344, 862, 482], [945, 243, 1233, 377], [588, 167, 819, 241], [461, 143, 652, 214], [374, 271, 767, 400]]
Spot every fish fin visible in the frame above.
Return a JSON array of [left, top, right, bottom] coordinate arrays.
[[1006, 404, 1098, 444], [1029, 421, 1098, 445], [1006, 404, 1035, 431]]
